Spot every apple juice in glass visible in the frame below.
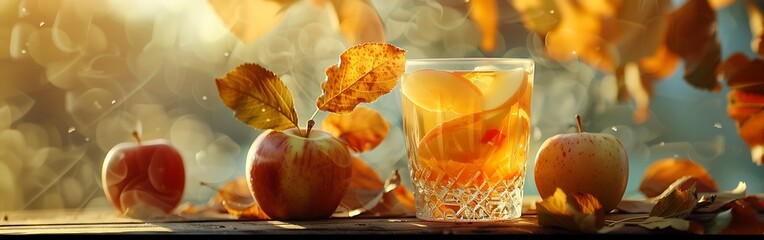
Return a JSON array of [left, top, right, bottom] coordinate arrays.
[[400, 58, 534, 222]]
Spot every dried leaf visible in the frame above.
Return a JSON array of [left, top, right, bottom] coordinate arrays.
[[639, 158, 719, 198], [334, 157, 415, 217], [617, 181, 747, 214], [536, 188, 605, 233], [637, 216, 690, 231], [331, 0, 385, 45], [706, 196, 764, 234], [650, 182, 698, 218], [316, 43, 405, 114], [206, 178, 270, 219], [207, 0, 293, 43], [215, 63, 299, 131], [665, 0, 722, 91], [696, 182, 747, 213], [469, 0, 498, 52], [321, 106, 389, 153]]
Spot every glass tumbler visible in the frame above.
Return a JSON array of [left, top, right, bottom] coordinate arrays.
[[400, 58, 534, 222]]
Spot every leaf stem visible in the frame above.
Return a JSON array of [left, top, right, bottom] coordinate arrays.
[[309, 108, 320, 122], [605, 215, 651, 226]]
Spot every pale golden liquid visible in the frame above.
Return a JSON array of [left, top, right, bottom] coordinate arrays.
[[401, 70, 532, 221]]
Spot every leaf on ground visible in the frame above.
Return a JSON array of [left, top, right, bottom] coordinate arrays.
[[695, 182, 747, 213], [665, 0, 722, 92], [330, 0, 386, 45], [650, 181, 698, 219], [705, 196, 764, 234], [316, 43, 405, 114], [637, 216, 691, 231], [215, 63, 299, 131], [334, 157, 415, 217], [321, 106, 389, 153], [207, 0, 294, 43], [639, 158, 718, 198], [206, 177, 270, 220], [536, 188, 605, 233], [469, 0, 498, 52]]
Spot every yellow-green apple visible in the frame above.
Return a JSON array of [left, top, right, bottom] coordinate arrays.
[[101, 132, 185, 217], [534, 115, 629, 212], [246, 127, 352, 220]]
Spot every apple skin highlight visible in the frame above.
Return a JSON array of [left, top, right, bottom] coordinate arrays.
[[534, 131, 629, 212], [246, 127, 353, 220], [101, 139, 186, 217]]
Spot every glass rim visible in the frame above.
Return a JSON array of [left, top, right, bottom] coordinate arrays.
[[406, 57, 534, 63], [405, 57, 534, 67]]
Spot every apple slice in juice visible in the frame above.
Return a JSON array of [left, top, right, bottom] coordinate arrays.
[[463, 67, 527, 111], [401, 69, 483, 115]]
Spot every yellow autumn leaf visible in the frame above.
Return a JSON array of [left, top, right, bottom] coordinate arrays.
[[316, 42, 405, 114], [215, 63, 299, 131], [536, 188, 605, 233], [207, 0, 293, 43], [321, 106, 389, 152], [469, 0, 498, 53]]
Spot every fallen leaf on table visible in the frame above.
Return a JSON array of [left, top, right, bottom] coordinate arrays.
[[316, 42, 405, 114], [206, 178, 269, 219], [695, 182, 747, 213], [617, 181, 747, 214], [536, 188, 606, 233], [636, 216, 690, 231], [215, 63, 299, 131], [639, 158, 718, 198], [705, 196, 764, 234], [650, 182, 698, 219], [321, 106, 390, 153], [334, 157, 415, 217]]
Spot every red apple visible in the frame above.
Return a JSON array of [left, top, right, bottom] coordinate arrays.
[[534, 115, 629, 212], [102, 132, 185, 217], [246, 127, 352, 220]]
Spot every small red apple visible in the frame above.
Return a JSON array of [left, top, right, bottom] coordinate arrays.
[[534, 115, 629, 212], [246, 127, 352, 220], [102, 131, 185, 217]]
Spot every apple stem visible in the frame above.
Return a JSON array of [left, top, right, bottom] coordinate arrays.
[[132, 130, 141, 144], [306, 120, 315, 137], [576, 114, 583, 133], [303, 108, 320, 137]]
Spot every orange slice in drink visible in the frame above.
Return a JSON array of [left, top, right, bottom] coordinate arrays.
[[401, 69, 483, 115]]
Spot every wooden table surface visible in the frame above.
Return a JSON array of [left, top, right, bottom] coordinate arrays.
[[1, 199, 725, 235], [0, 211, 696, 235]]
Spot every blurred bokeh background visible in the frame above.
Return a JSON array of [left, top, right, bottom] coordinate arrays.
[[0, 0, 762, 212]]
